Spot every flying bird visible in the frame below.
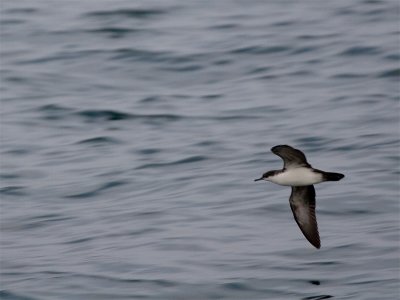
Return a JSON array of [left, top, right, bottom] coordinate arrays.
[[255, 145, 344, 249]]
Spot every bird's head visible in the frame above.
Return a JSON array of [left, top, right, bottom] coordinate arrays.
[[254, 170, 277, 182]]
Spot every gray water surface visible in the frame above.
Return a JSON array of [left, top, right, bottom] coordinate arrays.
[[1, 1, 399, 299]]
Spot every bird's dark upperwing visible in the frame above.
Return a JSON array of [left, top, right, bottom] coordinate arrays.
[[271, 145, 311, 169], [289, 185, 320, 249]]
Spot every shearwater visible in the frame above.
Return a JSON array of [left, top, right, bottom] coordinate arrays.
[[255, 145, 344, 249]]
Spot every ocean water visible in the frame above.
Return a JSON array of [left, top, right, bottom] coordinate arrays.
[[1, 0, 399, 299]]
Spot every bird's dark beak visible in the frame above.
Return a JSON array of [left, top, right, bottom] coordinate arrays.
[[254, 177, 263, 182]]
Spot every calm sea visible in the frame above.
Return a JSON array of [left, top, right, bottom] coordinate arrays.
[[1, 0, 399, 299]]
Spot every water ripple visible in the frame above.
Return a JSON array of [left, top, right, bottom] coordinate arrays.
[[0, 290, 38, 300], [339, 46, 381, 56], [76, 136, 121, 145], [378, 68, 400, 78], [0, 186, 27, 196], [77, 110, 182, 122], [65, 180, 128, 199], [230, 45, 290, 55], [136, 155, 207, 170], [85, 8, 166, 19]]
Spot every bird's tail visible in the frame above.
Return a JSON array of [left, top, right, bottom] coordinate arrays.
[[323, 172, 345, 181]]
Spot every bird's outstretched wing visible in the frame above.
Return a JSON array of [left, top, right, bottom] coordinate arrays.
[[271, 145, 311, 169], [289, 185, 320, 249]]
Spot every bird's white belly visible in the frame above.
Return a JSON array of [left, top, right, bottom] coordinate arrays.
[[270, 168, 323, 186]]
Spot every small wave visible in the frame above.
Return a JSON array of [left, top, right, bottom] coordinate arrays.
[[384, 53, 400, 61], [0, 18, 26, 25], [306, 260, 340, 266], [65, 237, 95, 245], [3, 75, 28, 83], [271, 20, 296, 27], [3, 214, 73, 232], [135, 148, 162, 155], [3, 148, 31, 156], [0, 173, 19, 179], [85, 8, 166, 19], [302, 295, 333, 300], [5, 8, 37, 14], [111, 48, 170, 62], [160, 64, 203, 72], [211, 114, 265, 121], [76, 136, 121, 145], [16, 49, 105, 65], [0, 186, 26, 196], [0, 290, 37, 300], [290, 46, 319, 55], [339, 46, 380, 56], [78, 110, 183, 122], [295, 136, 336, 150], [195, 140, 218, 147], [87, 110, 182, 122], [136, 155, 207, 169], [38, 105, 184, 123], [230, 45, 290, 55], [201, 94, 222, 100], [363, 8, 392, 16], [85, 27, 140, 39], [212, 58, 232, 65], [222, 281, 252, 291], [111, 48, 208, 67], [127, 227, 161, 236], [319, 208, 372, 216], [23, 214, 73, 229], [331, 73, 368, 79], [39, 106, 259, 124], [71, 272, 176, 287], [208, 23, 239, 30], [378, 68, 400, 78], [297, 33, 339, 40], [246, 66, 272, 75], [65, 180, 127, 199], [77, 110, 132, 121], [139, 96, 162, 103], [37, 104, 74, 121], [38, 104, 72, 112], [225, 105, 287, 115], [362, 0, 384, 4], [175, 155, 207, 164], [88, 27, 137, 34]]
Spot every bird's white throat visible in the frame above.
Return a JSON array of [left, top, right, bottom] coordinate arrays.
[[267, 167, 323, 186]]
